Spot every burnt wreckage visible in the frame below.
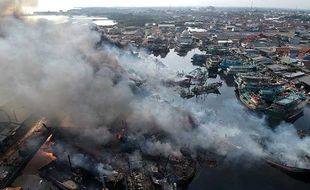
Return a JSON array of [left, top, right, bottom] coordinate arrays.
[[38, 122, 198, 190], [175, 69, 223, 99]]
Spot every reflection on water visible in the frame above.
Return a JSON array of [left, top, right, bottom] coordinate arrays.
[[157, 48, 310, 130], [93, 20, 117, 26], [155, 48, 310, 190], [191, 159, 310, 190], [23, 15, 117, 26], [24, 15, 69, 24]]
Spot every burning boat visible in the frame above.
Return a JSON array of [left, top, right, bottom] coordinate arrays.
[[0, 118, 49, 189], [191, 82, 223, 96], [168, 155, 197, 187], [39, 159, 104, 190], [149, 166, 176, 190], [127, 171, 155, 190], [104, 172, 125, 190], [144, 153, 197, 189], [187, 68, 208, 85]]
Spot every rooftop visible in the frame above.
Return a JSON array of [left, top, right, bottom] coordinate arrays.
[[298, 75, 310, 86]]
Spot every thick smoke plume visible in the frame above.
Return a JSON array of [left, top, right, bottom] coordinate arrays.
[[0, 0, 38, 16], [0, 16, 133, 144], [0, 2, 309, 170]]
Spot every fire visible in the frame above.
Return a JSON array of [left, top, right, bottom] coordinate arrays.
[[116, 128, 126, 141], [42, 151, 57, 161]]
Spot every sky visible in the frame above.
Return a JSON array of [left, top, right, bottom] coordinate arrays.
[[35, 0, 310, 11]]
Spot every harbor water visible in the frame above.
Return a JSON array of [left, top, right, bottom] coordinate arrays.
[[152, 48, 310, 190], [23, 15, 117, 26]]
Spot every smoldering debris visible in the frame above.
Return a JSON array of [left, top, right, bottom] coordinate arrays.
[[0, 7, 310, 179]]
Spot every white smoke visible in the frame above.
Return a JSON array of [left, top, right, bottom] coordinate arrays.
[[0, 0, 38, 16], [0, 4, 309, 170]]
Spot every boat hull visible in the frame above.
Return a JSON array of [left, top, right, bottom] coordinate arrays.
[[264, 158, 310, 175], [266, 99, 307, 120]]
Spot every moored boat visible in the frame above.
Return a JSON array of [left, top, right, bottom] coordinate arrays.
[[266, 92, 308, 120], [264, 157, 310, 175], [219, 59, 243, 70], [238, 89, 266, 111], [191, 54, 206, 67], [226, 65, 257, 75]]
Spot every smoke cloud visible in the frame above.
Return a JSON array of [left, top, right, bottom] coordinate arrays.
[[0, 2, 309, 171], [0, 0, 38, 16]]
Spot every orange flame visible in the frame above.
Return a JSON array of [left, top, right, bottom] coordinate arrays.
[[42, 151, 57, 161]]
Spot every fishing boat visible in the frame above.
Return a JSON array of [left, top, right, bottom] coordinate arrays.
[[168, 156, 197, 187], [266, 92, 308, 120], [226, 65, 257, 75], [234, 73, 273, 91], [238, 89, 266, 111], [264, 157, 310, 175], [258, 86, 284, 102], [191, 82, 222, 96], [191, 54, 206, 67], [219, 59, 243, 70], [206, 59, 220, 70], [252, 135, 310, 176]]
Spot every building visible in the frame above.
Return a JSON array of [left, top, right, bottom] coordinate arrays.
[[176, 30, 193, 47]]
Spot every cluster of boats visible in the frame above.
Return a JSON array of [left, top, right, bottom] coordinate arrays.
[[234, 72, 308, 120], [174, 68, 222, 99]]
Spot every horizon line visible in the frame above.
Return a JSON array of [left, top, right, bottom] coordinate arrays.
[[34, 5, 310, 12]]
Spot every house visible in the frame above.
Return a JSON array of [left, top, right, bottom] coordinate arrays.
[[177, 30, 193, 46], [252, 56, 272, 65], [256, 47, 274, 57], [298, 75, 310, 91], [217, 40, 233, 47], [274, 47, 290, 56], [302, 55, 310, 69]]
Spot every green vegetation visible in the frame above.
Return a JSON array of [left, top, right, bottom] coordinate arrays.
[[286, 15, 310, 21], [107, 13, 161, 27]]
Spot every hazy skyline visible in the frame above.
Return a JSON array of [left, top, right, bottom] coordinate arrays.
[[35, 0, 310, 11]]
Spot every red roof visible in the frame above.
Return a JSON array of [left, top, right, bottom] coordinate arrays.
[[297, 47, 310, 59], [300, 47, 310, 54]]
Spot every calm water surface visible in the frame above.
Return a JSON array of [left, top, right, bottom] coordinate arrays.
[[152, 48, 310, 190], [23, 15, 117, 26]]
